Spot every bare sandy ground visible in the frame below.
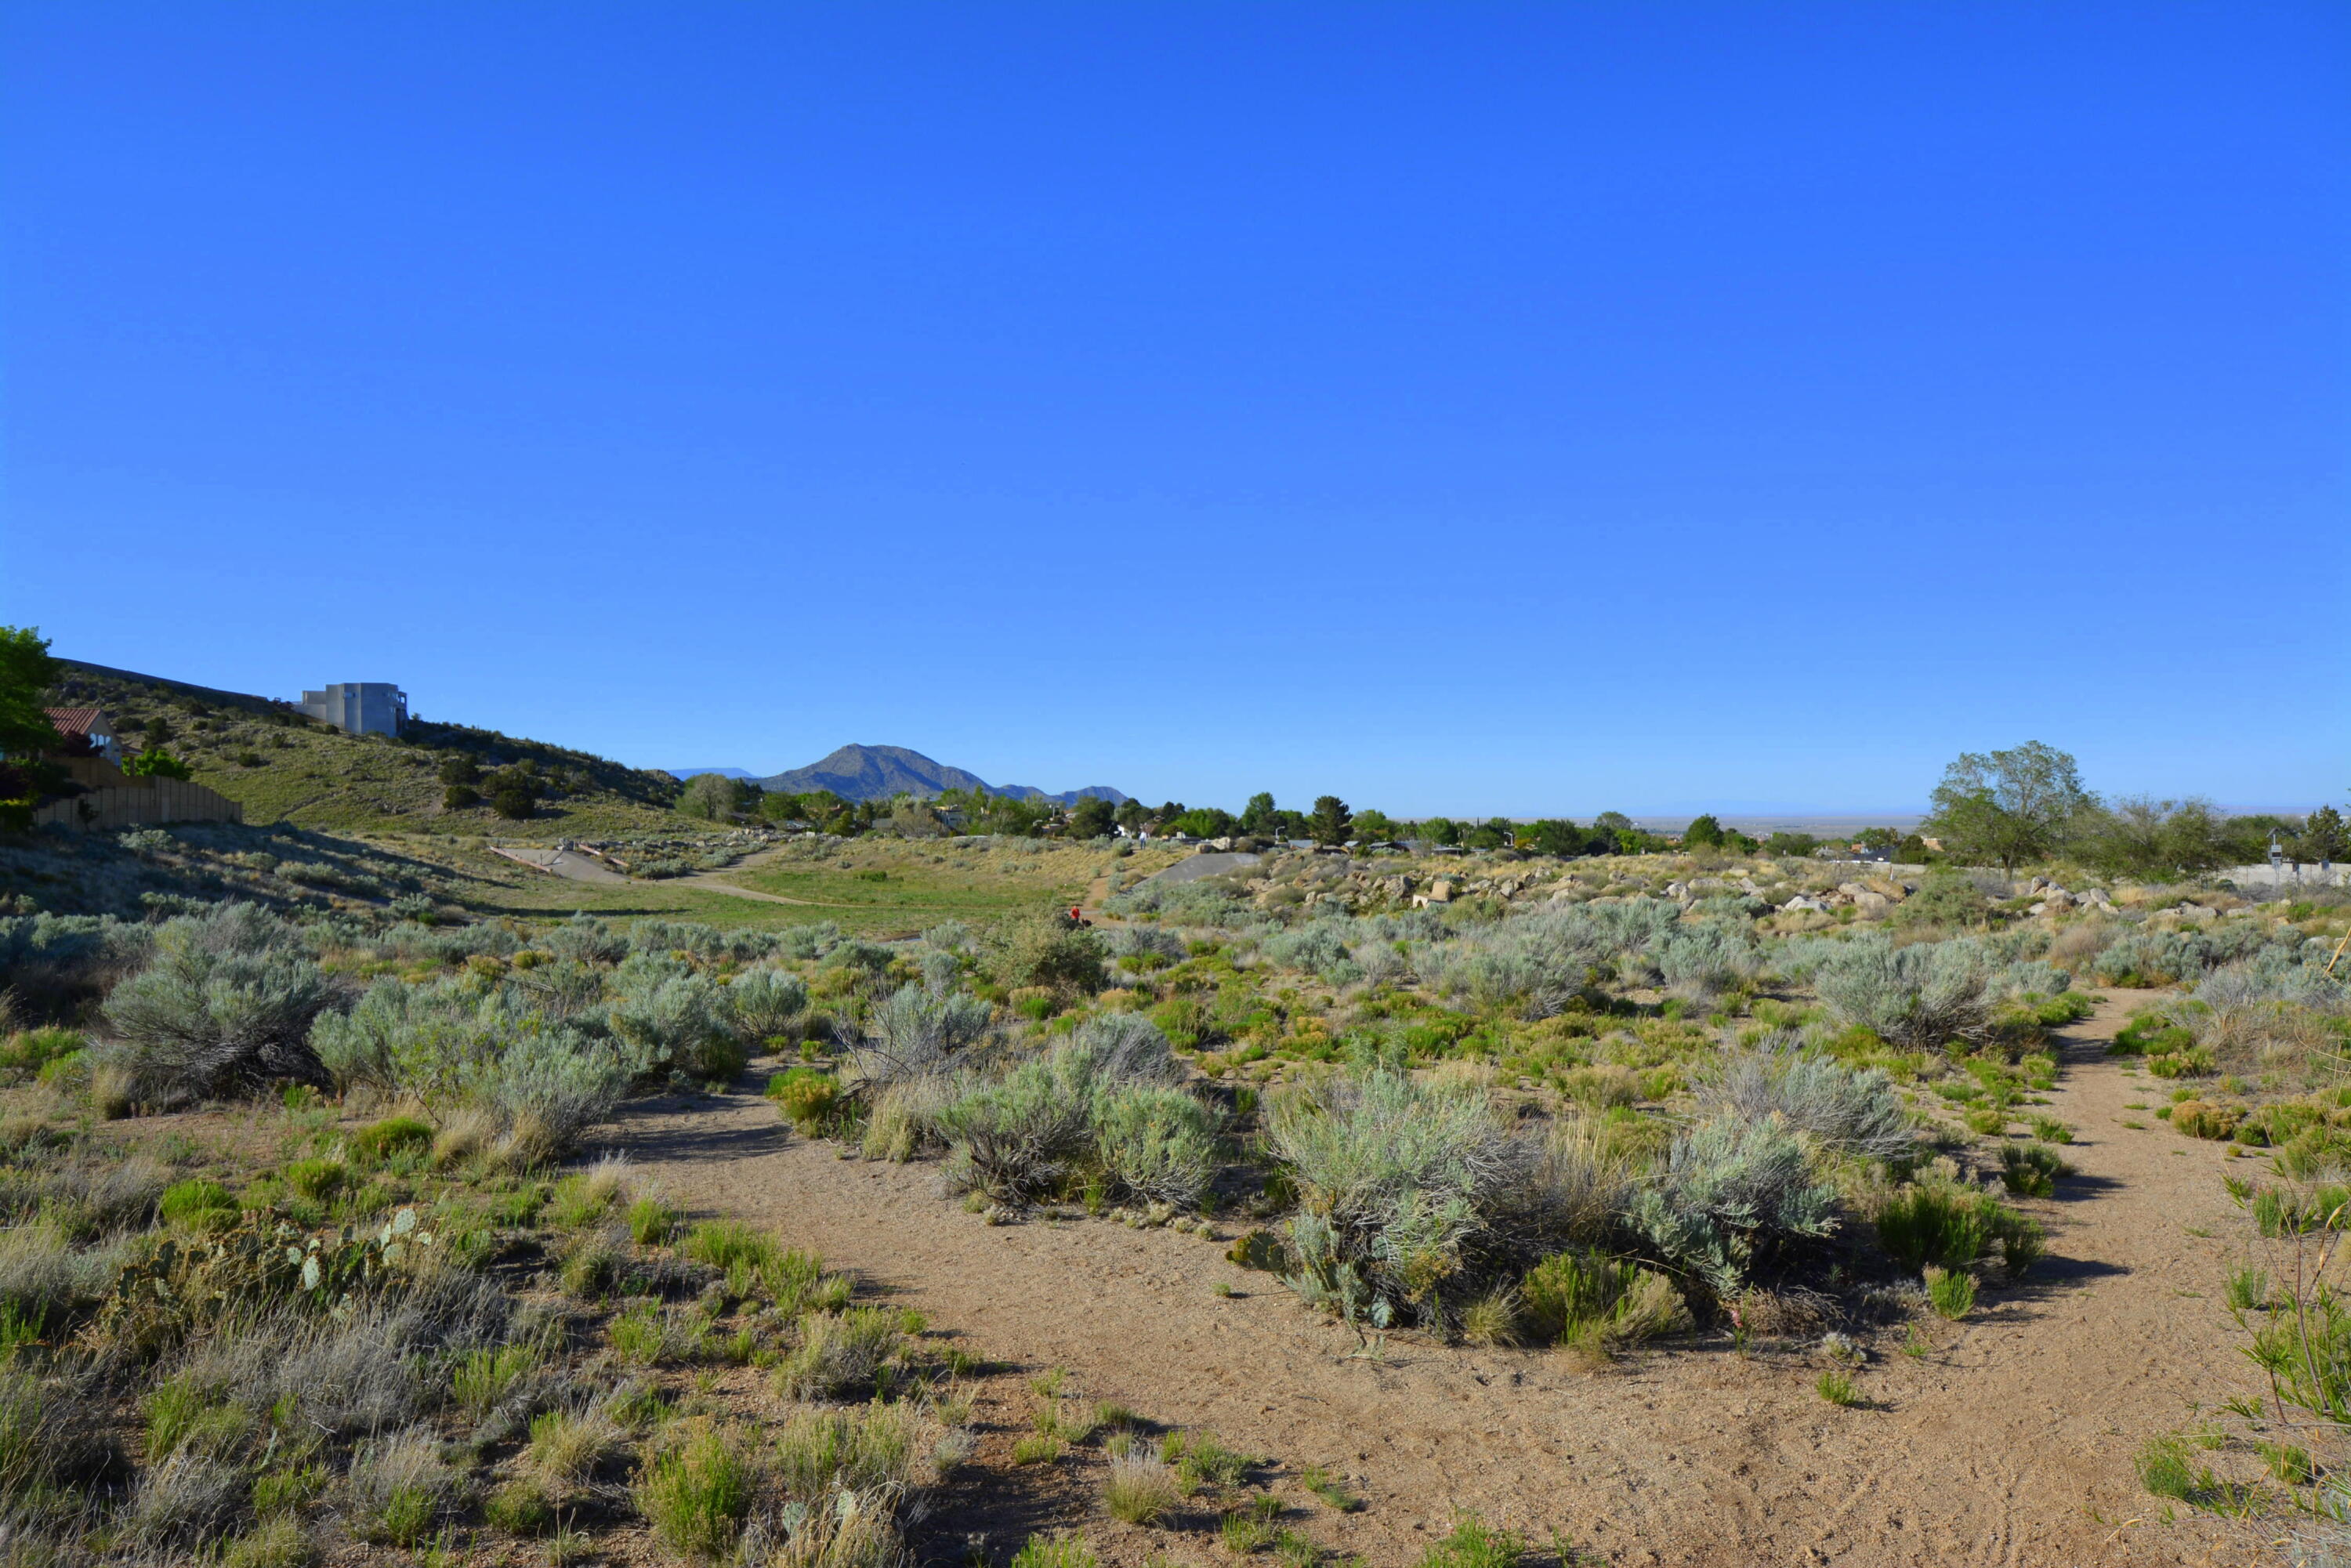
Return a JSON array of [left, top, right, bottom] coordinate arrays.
[[607, 998, 2261, 1566]]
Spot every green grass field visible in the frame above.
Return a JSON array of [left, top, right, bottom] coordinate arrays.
[[716, 838, 1187, 936]]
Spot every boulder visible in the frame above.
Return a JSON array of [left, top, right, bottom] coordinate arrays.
[[1851, 890, 1894, 918]]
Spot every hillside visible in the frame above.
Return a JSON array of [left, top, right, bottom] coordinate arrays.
[[48, 661, 686, 837], [759, 741, 1125, 805]]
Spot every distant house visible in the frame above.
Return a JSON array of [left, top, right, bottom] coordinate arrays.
[[299, 683, 408, 737], [24, 706, 241, 831], [42, 708, 122, 765]]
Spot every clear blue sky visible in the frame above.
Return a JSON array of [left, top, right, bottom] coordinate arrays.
[[5, 3, 2346, 817]]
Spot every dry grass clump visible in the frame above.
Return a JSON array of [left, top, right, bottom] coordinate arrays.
[[1103, 1454, 1181, 1523]]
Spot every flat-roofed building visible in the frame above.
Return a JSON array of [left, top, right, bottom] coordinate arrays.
[[298, 683, 408, 736]]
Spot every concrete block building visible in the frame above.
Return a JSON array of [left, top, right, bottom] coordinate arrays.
[[299, 683, 408, 736]]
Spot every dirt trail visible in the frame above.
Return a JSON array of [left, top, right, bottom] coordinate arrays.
[[608, 997, 2255, 1566]]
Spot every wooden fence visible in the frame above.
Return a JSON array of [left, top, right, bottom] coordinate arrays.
[[31, 778, 245, 831]]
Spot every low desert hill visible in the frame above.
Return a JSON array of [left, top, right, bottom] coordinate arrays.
[[48, 661, 686, 837]]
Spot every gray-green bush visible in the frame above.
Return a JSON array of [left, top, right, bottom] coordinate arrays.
[[1626, 1115, 1839, 1297]]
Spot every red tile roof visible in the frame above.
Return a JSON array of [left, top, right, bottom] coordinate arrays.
[[43, 708, 110, 737]]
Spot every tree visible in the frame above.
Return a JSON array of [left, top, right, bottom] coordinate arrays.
[[444, 784, 481, 810], [1764, 831, 1820, 858], [1114, 797, 1148, 834], [1353, 808, 1396, 842], [1169, 806, 1237, 838], [678, 772, 749, 821], [1308, 795, 1353, 847], [124, 749, 193, 780], [1067, 795, 1117, 838], [1529, 819, 1587, 857], [1422, 817, 1460, 846], [1238, 792, 1277, 835], [0, 626, 61, 761], [1922, 741, 2096, 874], [1683, 814, 1725, 849], [1592, 811, 1633, 835], [1465, 820, 1507, 850], [437, 753, 480, 787], [487, 767, 541, 820], [2075, 796, 2229, 878], [2306, 805, 2347, 867]]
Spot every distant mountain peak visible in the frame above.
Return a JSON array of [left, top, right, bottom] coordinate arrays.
[[756, 743, 1125, 806]]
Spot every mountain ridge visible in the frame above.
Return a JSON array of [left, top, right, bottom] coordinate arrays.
[[756, 744, 1125, 806]]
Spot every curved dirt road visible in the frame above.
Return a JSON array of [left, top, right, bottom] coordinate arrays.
[[606, 998, 2256, 1566]]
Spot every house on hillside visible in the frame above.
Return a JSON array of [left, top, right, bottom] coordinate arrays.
[[299, 683, 408, 737], [41, 708, 122, 765], [21, 706, 241, 831]]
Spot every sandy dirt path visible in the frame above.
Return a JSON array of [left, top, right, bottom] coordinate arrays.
[[606, 996, 2259, 1566]]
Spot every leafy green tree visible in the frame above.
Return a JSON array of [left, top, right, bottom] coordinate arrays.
[[0, 627, 61, 760], [1764, 831, 1820, 858], [2076, 796, 2229, 878], [1114, 797, 1148, 833], [1683, 814, 1725, 849], [1238, 792, 1277, 835], [1465, 820, 1507, 850], [2306, 805, 2347, 867], [1592, 811, 1633, 835], [1353, 808, 1396, 842], [678, 772, 748, 820], [1170, 806, 1237, 838], [123, 749, 192, 780], [1422, 817, 1460, 846], [487, 766, 541, 820], [1529, 819, 1588, 856], [1308, 795, 1353, 846], [1922, 741, 2096, 873], [1067, 795, 1117, 838]]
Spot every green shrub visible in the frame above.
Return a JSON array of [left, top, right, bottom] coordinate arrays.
[[1998, 1143, 2068, 1197], [1417, 1512, 1528, 1568], [2170, 1099, 2241, 1140], [1626, 1115, 1838, 1298], [1521, 1250, 1690, 1350], [485, 1477, 556, 1534], [1816, 1369, 1860, 1406], [452, 1344, 538, 1414], [628, 1197, 684, 1246], [1009, 1535, 1097, 1568], [351, 1116, 433, 1163], [158, 1179, 239, 1233], [681, 1219, 777, 1273], [1875, 1185, 1990, 1273], [1095, 1085, 1223, 1208], [2135, 1434, 2204, 1501], [635, 1431, 755, 1561], [1268, 1070, 1611, 1327], [1924, 1266, 1976, 1320], [283, 1159, 346, 1201], [772, 1403, 931, 1497], [774, 1308, 902, 1400], [219, 1515, 317, 1568], [0, 1028, 82, 1082], [767, 1067, 842, 1134]]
